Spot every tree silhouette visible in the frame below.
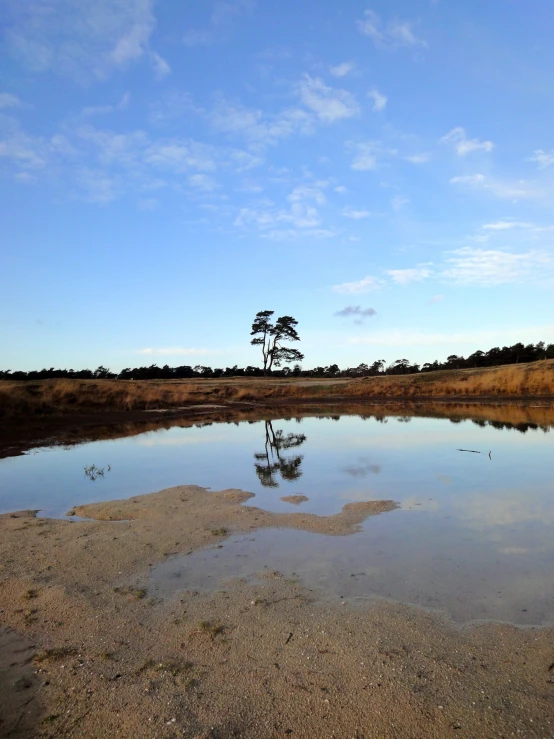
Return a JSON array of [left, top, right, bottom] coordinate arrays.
[[254, 420, 307, 488], [250, 310, 304, 375]]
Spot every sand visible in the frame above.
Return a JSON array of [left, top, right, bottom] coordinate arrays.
[[1, 485, 553, 738]]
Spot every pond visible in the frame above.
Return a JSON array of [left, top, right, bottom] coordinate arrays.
[[1, 405, 553, 625]]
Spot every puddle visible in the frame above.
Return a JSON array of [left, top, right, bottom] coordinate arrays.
[[1, 405, 554, 625]]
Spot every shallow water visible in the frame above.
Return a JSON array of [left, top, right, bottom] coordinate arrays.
[[1, 408, 553, 624]]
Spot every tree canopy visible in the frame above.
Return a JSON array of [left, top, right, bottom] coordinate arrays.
[[250, 310, 304, 375]]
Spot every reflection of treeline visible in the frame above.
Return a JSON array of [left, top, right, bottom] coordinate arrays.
[[467, 419, 550, 433], [2, 340, 554, 381]]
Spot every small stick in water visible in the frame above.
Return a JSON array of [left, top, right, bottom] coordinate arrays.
[[457, 449, 481, 454]]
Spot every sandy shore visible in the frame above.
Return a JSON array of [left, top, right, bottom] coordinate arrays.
[[1, 485, 553, 738]]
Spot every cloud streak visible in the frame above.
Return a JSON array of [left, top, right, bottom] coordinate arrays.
[[3, 0, 165, 81], [298, 75, 360, 123], [441, 127, 494, 156], [333, 275, 383, 294], [357, 10, 427, 50]]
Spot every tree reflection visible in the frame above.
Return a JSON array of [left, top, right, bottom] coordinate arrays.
[[254, 420, 307, 488]]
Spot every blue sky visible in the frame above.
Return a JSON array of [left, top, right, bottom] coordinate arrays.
[[1, 0, 553, 372]]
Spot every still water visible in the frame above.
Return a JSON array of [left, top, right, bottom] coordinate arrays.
[[1, 408, 553, 625]]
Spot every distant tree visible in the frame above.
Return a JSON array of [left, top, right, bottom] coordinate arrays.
[[369, 359, 386, 375], [250, 310, 304, 375]]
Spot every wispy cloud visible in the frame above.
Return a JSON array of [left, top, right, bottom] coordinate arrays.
[[0, 93, 23, 109], [298, 74, 359, 123], [330, 244, 553, 296], [342, 206, 372, 219], [429, 294, 445, 303], [441, 247, 552, 286], [136, 347, 222, 356], [357, 9, 427, 50], [450, 174, 539, 199], [528, 149, 554, 169], [188, 173, 218, 191], [332, 275, 384, 294], [210, 96, 312, 148], [441, 127, 494, 156], [150, 51, 171, 79], [183, 0, 252, 46], [233, 180, 332, 239], [386, 266, 432, 284], [391, 196, 409, 210], [4, 0, 163, 81], [329, 62, 355, 78], [482, 220, 534, 230], [368, 88, 387, 112], [404, 152, 431, 164], [350, 141, 380, 171]]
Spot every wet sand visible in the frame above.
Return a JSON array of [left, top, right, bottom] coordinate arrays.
[[1, 485, 553, 738]]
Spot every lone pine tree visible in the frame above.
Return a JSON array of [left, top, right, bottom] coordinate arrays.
[[250, 310, 304, 375]]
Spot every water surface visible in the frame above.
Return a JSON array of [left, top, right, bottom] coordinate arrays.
[[1, 407, 553, 625]]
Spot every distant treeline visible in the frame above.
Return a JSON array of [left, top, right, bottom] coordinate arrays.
[[2, 341, 553, 382]]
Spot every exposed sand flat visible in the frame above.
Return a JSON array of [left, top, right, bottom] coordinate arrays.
[[1, 486, 553, 738], [280, 495, 309, 505]]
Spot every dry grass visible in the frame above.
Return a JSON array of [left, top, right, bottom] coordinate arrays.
[[347, 360, 554, 399], [1, 360, 554, 418]]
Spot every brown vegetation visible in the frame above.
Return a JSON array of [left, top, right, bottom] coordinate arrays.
[[1, 359, 554, 419]]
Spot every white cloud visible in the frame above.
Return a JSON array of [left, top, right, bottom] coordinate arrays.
[[145, 139, 217, 173], [482, 221, 534, 230], [450, 173, 485, 186], [0, 130, 49, 169], [440, 127, 494, 156], [210, 97, 312, 148], [298, 74, 359, 123], [329, 62, 355, 78], [391, 196, 409, 210], [150, 51, 171, 79], [332, 275, 384, 294], [234, 180, 329, 236], [368, 88, 387, 112], [450, 173, 538, 200], [357, 9, 427, 49], [334, 185, 347, 194], [342, 206, 371, 219], [404, 152, 431, 164], [350, 142, 380, 171], [0, 93, 23, 109], [441, 247, 553, 286], [528, 149, 554, 169], [288, 182, 327, 205], [137, 347, 222, 356], [4, 0, 162, 81], [386, 266, 432, 284], [429, 294, 444, 303], [188, 173, 218, 191]]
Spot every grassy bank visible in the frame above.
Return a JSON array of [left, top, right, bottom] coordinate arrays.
[[1, 359, 554, 418]]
